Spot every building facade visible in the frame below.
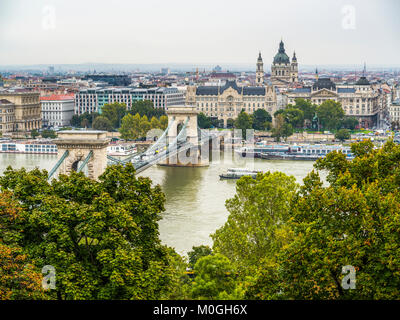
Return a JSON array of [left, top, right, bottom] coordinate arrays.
[[74, 87, 185, 115], [41, 94, 75, 128], [186, 80, 277, 127], [0, 91, 41, 133], [270, 40, 298, 86], [0, 99, 16, 136], [286, 76, 380, 128]]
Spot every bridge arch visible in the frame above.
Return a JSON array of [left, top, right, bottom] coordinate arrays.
[[52, 130, 110, 180]]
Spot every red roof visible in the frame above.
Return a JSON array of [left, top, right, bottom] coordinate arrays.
[[40, 94, 74, 101]]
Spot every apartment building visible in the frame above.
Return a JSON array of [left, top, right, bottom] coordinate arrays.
[[41, 94, 75, 128], [74, 87, 185, 115]]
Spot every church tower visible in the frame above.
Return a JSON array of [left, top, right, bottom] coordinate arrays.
[[290, 51, 298, 83], [256, 52, 264, 86]]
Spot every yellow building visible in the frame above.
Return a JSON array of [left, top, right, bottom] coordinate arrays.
[[0, 99, 16, 136], [0, 91, 42, 133], [186, 80, 277, 127]]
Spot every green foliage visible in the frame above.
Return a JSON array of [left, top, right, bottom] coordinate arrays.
[[191, 254, 238, 300], [197, 113, 212, 129], [234, 110, 253, 140], [293, 98, 317, 122], [159, 115, 168, 130], [0, 164, 184, 300], [271, 114, 293, 142], [188, 245, 212, 268], [101, 102, 127, 129], [31, 129, 39, 139], [335, 129, 351, 141], [130, 100, 166, 119], [343, 116, 359, 130], [92, 116, 113, 131], [212, 172, 298, 274], [252, 109, 272, 131], [71, 112, 99, 128], [41, 129, 57, 139], [245, 139, 400, 299], [316, 100, 345, 130], [119, 113, 160, 140]]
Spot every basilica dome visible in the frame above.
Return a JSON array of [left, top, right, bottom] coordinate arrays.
[[273, 40, 290, 64]]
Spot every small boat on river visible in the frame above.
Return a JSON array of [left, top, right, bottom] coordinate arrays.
[[219, 168, 262, 179]]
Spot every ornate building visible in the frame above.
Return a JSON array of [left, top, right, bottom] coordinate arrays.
[[271, 40, 298, 86], [186, 80, 277, 127], [0, 91, 42, 134], [286, 74, 380, 128]]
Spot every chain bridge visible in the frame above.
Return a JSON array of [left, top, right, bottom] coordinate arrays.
[[48, 106, 225, 180]]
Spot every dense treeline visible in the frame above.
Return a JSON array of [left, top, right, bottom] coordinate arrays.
[[71, 101, 167, 139]]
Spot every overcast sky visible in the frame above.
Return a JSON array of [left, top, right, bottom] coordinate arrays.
[[0, 0, 399, 66]]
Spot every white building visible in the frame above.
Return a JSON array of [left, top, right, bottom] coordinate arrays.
[[74, 87, 185, 115], [40, 94, 75, 128]]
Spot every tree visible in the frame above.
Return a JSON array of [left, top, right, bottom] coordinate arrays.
[[343, 116, 359, 130], [41, 129, 57, 139], [130, 100, 165, 119], [234, 111, 253, 140], [92, 116, 113, 131], [119, 113, 139, 140], [0, 243, 47, 300], [139, 115, 151, 138], [227, 118, 234, 129], [188, 245, 212, 268], [0, 192, 47, 300], [191, 254, 237, 300], [0, 163, 184, 300], [31, 129, 39, 139], [271, 114, 293, 142], [282, 107, 304, 129], [212, 172, 298, 273], [101, 103, 127, 129], [252, 109, 272, 131], [150, 116, 161, 130], [316, 100, 345, 130], [71, 114, 81, 127], [335, 129, 351, 142], [246, 139, 400, 300], [293, 98, 317, 123], [159, 115, 168, 130], [197, 113, 212, 129]]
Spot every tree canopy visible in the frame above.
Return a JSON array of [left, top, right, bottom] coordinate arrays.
[[0, 164, 183, 300]]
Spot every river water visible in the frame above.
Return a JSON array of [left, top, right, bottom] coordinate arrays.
[[0, 152, 321, 256]]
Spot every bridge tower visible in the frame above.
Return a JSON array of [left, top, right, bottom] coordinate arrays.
[[52, 130, 110, 180], [161, 105, 209, 167]]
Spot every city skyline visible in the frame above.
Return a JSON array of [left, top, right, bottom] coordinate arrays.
[[1, 0, 399, 66]]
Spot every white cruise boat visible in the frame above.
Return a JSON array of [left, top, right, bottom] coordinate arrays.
[[0, 140, 58, 154], [106, 142, 137, 156], [219, 168, 262, 180]]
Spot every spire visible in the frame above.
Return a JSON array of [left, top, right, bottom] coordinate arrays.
[[315, 68, 319, 80], [279, 39, 285, 53], [292, 51, 297, 61], [363, 62, 366, 77], [258, 51, 262, 61]]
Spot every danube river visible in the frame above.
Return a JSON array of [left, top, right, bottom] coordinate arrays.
[[0, 152, 324, 256]]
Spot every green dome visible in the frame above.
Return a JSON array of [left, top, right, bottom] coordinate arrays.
[[273, 40, 290, 64]]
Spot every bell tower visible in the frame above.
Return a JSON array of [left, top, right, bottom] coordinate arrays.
[[256, 52, 264, 86], [291, 51, 298, 83]]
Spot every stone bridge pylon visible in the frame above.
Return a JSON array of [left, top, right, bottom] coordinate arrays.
[[52, 130, 110, 180], [160, 105, 209, 167]]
